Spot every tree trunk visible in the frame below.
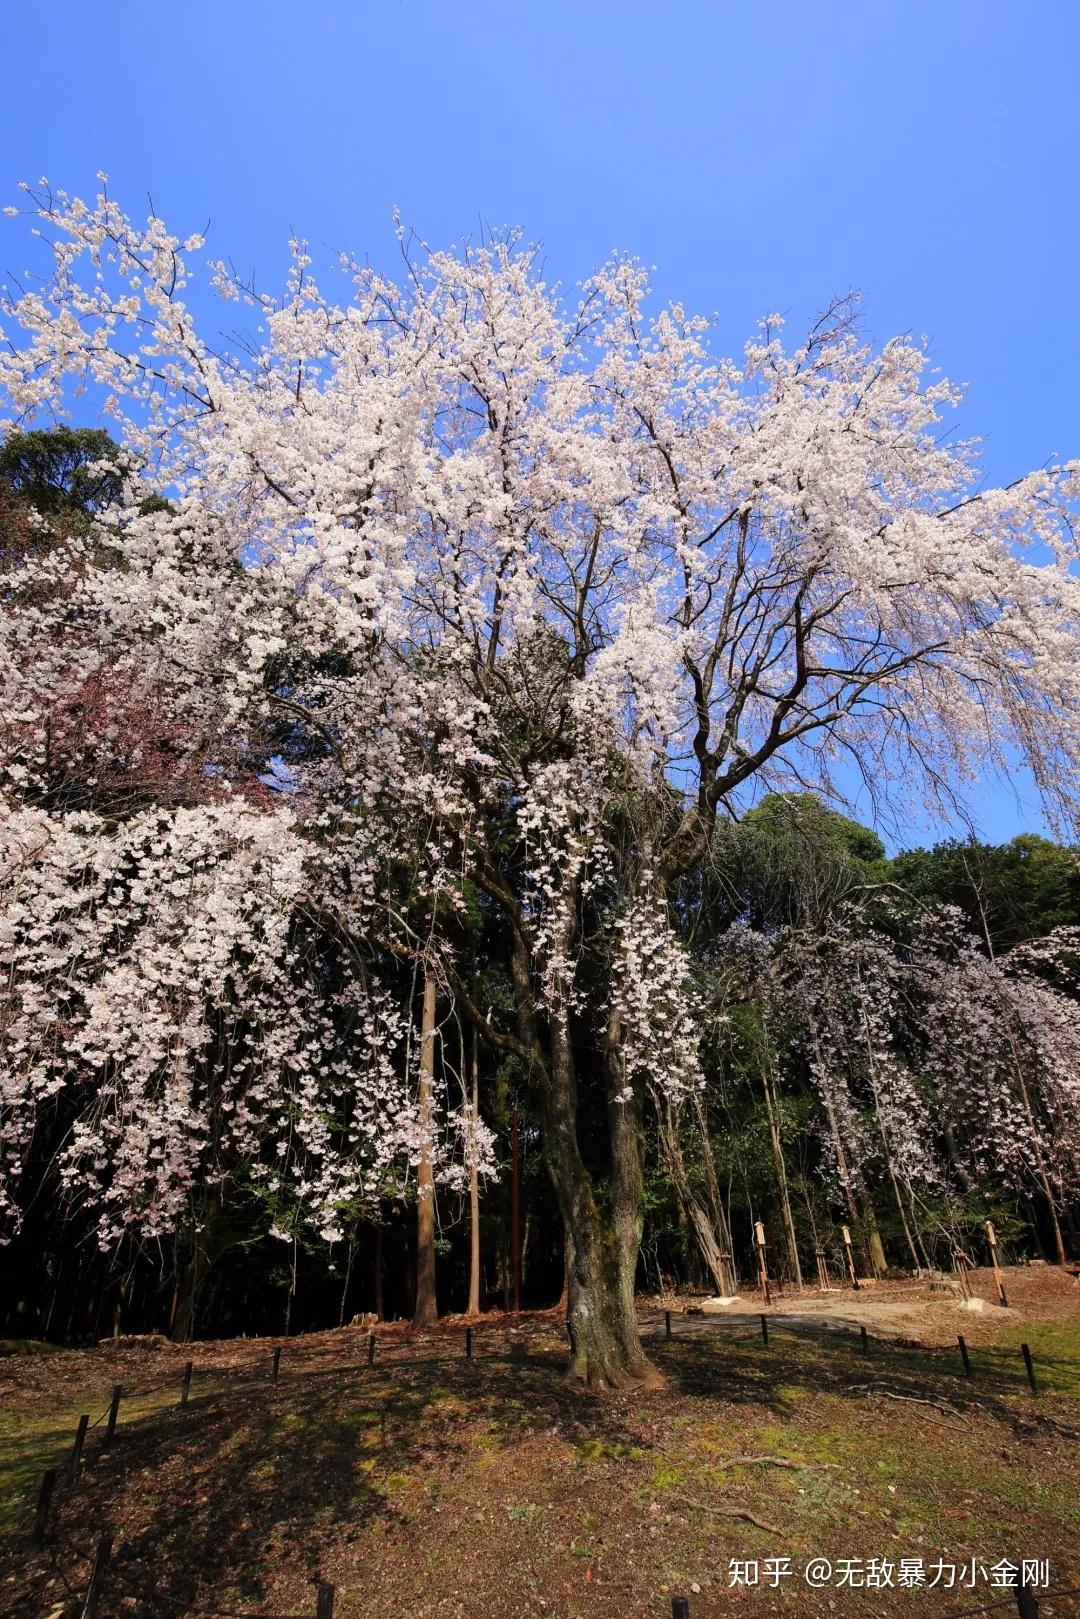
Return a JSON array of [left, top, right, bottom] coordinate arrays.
[[656, 1094, 733, 1296], [413, 968, 439, 1328], [373, 1221, 384, 1322], [693, 1094, 736, 1282], [172, 1189, 226, 1343], [539, 992, 658, 1388], [467, 1025, 482, 1318], [495, 881, 658, 1389], [758, 1042, 803, 1290]]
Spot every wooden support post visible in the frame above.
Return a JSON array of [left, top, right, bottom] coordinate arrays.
[[954, 1250, 972, 1300], [315, 1581, 335, 1619], [465, 1327, 473, 1360], [1014, 1572, 1039, 1618], [79, 1534, 112, 1619], [272, 1346, 281, 1384], [665, 1310, 672, 1341], [1021, 1343, 1039, 1395], [760, 1312, 769, 1347], [367, 1331, 377, 1367], [69, 1414, 89, 1481], [987, 1221, 1009, 1307], [32, 1468, 57, 1545], [180, 1360, 193, 1409], [957, 1335, 972, 1378], [841, 1225, 860, 1291], [104, 1385, 122, 1448], [754, 1221, 771, 1305]]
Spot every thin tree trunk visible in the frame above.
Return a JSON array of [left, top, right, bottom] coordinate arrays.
[[692, 1094, 736, 1278], [758, 1036, 803, 1290], [413, 968, 439, 1328], [373, 1221, 384, 1322], [656, 1094, 732, 1296], [467, 1024, 482, 1318]]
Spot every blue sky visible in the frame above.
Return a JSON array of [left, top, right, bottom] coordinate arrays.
[[5, 0, 1078, 848]]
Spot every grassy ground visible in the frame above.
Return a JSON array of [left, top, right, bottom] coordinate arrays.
[[1, 1269, 1078, 1619]]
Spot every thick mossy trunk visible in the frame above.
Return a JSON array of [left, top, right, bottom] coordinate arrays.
[[564, 1211, 659, 1389], [542, 1007, 660, 1389], [504, 894, 660, 1390]]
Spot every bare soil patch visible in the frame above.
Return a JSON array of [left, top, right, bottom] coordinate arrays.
[[1, 1269, 1078, 1619]]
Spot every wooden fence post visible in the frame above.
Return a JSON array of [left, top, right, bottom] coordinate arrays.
[[79, 1534, 112, 1619], [32, 1468, 57, 1545], [987, 1221, 1009, 1307], [104, 1385, 122, 1448], [754, 1221, 772, 1305]]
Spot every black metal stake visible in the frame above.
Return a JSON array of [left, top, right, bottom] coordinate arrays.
[[1021, 1343, 1039, 1395], [272, 1346, 281, 1384], [665, 1310, 672, 1341], [860, 1325, 869, 1354], [180, 1360, 193, 1409], [79, 1533, 112, 1619], [315, 1581, 336, 1619], [69, 1414, 89, 1481], [760, 1313, 769, 1346], [367, 1331, 377, 1366], [465, 1327, 473, 1360], [104, 1384, 122, 1448], [672, 1598, 691, 1619], [957, 1335, 972, 1378], [32, 1467, 56, 1545], [1014, 1572, 1039, 1618]]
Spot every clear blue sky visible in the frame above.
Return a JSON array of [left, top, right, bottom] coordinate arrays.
[[5, 0, 1079, 848]]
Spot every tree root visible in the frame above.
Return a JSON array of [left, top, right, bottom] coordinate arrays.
[[849, 1383, 970, 1426], [715, 1454, 838, 1472], [673, 1495, 781, 1533]]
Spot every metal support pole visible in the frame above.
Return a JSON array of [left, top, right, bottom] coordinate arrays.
[[104, 1385, 122, 1448]]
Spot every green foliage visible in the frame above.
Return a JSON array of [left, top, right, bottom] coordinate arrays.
[[0, 426, 127, 519], [888, 834, 1080, 952]]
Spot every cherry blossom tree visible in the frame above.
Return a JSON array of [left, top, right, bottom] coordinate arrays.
[[3, 181, 1080, 1384]]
